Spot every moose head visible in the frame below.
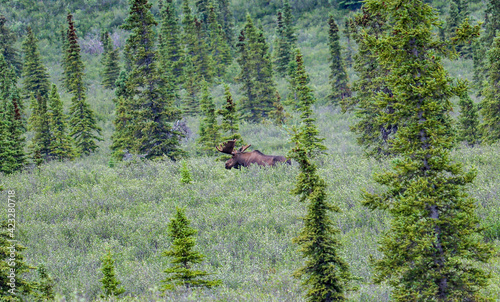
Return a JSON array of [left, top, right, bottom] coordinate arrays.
[[216, 139, 252, 169], [216, 139, 291, 169]]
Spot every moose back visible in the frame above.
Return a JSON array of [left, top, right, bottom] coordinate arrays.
[[216, 140, 291, 169]]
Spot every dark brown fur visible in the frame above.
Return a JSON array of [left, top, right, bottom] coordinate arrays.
[[216, 140, 291, 169], [225, 150, 291, 169]]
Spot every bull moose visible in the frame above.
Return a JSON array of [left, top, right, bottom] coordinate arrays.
[[216, 139, 291, 169]]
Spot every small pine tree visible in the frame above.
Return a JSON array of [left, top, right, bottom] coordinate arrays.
[[35, 264, 56, 301], [236, 15, 276, 122], [48, 84, 76, 160], [100, 249, 125, 298], [161, 207, 221, 291], [0, 15, 22, 76], [182, 56, 200, 116], [218, 84, 243, 143], [65, 13, 102, 155], [207, 5, 232, 78], [216, 0, 235, 48], [289, 48, 351, 302], [197, 80, 220, 155], [21, 26, 50, 101], [270, 91, 288, 125], [480, 32, 500, 144], [28, 94, 53, 163], [0, 220, 37, 300], [180, 160, 193, 184], [327, 15, 351, 107], [102, 32, 120, 89], [274, 11, 292, 76], [458, 91, 480, 147], [159, 0, 184, 84]]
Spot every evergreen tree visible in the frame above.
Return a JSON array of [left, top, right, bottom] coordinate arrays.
[[282, 0, 296, 46], [48, 84, 76, 160], [216, 0, 235, 48], [207, 5, 232, 78], [28, 94, 53, 163], [34, 264, 56, 301], [348, 9, 397, 158], [102, 47, 120, 89], [21, 27, 50, 101], [236, 15, 276, 122], [270, 91, 288, 125], [197, 80, 220, 155], [0, 55, 25, 173], [445, 0, 470, 56], [110, 71, 135, 159], [182, 56, 200, 116], [100, 31, 112, 66], [289, 49, 351, 302], [473, 0, 500, 92], [458, 91, 480, 147], [360, 1, 492, 300], [161, 207, 222, 291], [179, 160, 193, 184], [274, 11, 292, 76], [0, 15, 22, 76], [100, 249, 125, 298], [480, 33, 500, 144], [0, 220, 37, 300], [195, 0, 210, 25], [327, 15, 351, 106], [119, 0, 184, 160], [65, 13, 102, 155], [218, 83, 243, 143], [160, 0, 184, 83]]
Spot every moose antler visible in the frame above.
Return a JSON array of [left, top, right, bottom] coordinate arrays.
[[216, 139, 237, 154], [239, 144, 251, 152]]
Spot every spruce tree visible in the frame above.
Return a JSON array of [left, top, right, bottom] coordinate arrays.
[[161, 207, 221, 291], [182, 56, 200, 116], [236, 15, 276, 122], [480, 33, 500, 144], [48, 84, 76, 160], [473, 0, 500, 92], [348, 9, 397, 158], [179, 160, 193, 184], [160, 0, 184, 84], [282, 0, 296, 46], [289, 49, 351, 302], [0, 55, 26, 173], [274, 11, 292, 76], [360, 1, 492, 300], [28, 94, 53, 163], [0, 15, 22, 76], [0, 220, 37, 300], [65, 13, 102, 155], [21, 27, 50, 101], [327, 15, 351, 107], [100, 249, 125, 298], [120, 0, 184, 160], [197, 80, 220, 155], [216, 0, 235, 48], [218, 83, 243, 143], [458, 91, 480, 147], [270, 91, 288, 125], [101, 32, 120, 89], [207, 5, 231, 78], [110, 71, 135, 159], [34, 264, 56, 301]]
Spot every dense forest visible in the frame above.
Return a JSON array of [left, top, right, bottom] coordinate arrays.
[[1, 0, 500, 301]]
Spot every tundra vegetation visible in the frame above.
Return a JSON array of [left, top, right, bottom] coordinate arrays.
[[0, 0, 499, 301]]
